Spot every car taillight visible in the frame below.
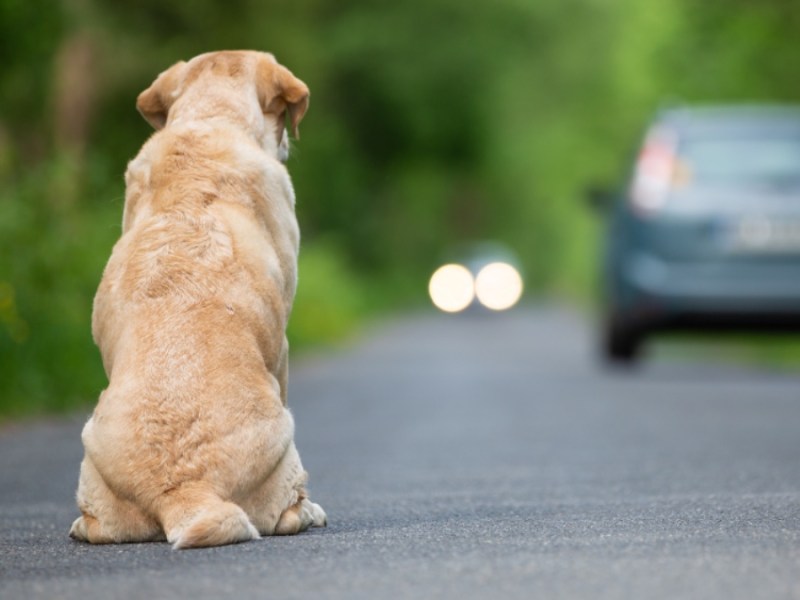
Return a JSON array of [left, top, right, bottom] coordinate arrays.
[[630, 126, 678, 215]]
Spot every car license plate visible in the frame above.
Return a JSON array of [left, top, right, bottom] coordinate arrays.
[[728, 216, 800, 252]]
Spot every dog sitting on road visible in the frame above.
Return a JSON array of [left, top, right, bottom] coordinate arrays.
[[70, 50, 326, 549]]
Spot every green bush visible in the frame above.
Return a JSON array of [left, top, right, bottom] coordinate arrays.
[[288, 238, 369, 350], [0, 157, 119, 417]]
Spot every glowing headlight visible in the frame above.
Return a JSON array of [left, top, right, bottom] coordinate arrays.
[[428, 264, 474, 313], [474, 262, 523, 311]]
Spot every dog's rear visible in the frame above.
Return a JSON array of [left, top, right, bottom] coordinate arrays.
[[70, 51, 325, 548]]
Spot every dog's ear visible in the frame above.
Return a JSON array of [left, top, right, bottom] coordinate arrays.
[[257, 57, 309, 140], [136, 61, 188, 130]]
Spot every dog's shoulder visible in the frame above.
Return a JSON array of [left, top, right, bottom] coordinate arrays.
[[114, 118, 296, 305]]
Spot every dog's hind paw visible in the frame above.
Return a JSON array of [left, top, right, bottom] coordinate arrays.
[[274, 498, 327, 535], [308, 501, 327, 528], [69, 516, 89, 542]]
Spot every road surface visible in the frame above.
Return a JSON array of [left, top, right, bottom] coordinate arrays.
[[2, 306, 799, 599]]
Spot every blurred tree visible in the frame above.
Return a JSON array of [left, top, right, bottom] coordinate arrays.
[[0, 0, 65, 165], [666, 0, 800, 100]]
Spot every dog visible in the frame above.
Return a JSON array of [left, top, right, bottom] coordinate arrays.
[[69, 51, 326, 549]]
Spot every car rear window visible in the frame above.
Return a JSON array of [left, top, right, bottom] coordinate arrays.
[[677, 135, 800, 188]]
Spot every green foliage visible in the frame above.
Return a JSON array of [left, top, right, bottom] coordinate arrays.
[[288, 239, 367, 350], [0, 0, 65, 156], [0, 156, 119, 416], [1, 0, 799, 416]]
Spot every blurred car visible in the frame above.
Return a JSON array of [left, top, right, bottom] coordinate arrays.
[[428, 242, 524, 313], [594, 105, 800, 363]]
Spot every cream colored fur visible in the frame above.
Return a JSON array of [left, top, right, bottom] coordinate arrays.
[[69, 51, 326, 549]]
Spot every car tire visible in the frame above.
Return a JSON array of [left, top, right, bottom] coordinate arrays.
[[603, 313, 643, 365]]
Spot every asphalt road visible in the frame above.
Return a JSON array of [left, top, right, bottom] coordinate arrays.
[[2, 306, 800, 599]]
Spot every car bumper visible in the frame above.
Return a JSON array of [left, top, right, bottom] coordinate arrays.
[[615, 252, 800, 328]]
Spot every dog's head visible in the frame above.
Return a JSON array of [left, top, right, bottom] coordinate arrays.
[[136, 51, 309, 161]]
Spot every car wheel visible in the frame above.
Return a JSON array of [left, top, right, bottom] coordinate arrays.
[[603, 313, 643, 365]]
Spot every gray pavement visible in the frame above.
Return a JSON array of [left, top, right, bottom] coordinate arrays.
[[2, 306, 800, 599]]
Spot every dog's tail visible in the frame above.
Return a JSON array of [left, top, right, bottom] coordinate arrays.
[[158, 485, 260, 550], [171, 500, 259, 550]]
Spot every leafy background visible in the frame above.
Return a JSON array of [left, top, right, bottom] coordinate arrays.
[[1, 0, 798, 416]]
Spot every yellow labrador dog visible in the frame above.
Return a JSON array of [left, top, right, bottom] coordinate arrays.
[[70, 51, 326, 549]]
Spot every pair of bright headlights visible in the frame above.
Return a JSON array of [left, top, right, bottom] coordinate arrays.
[[428, 262, 524, 313]]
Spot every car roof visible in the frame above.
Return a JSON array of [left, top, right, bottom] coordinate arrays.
[[655, 105, 800, 138]]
